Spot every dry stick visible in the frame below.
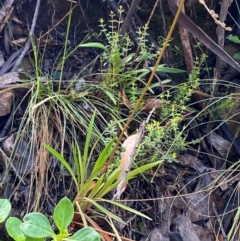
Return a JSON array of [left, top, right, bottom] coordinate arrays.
[[145, 0, 159, 27], [0, 0, 14, 24], [119, 0, 141, 35], [100, 0, 186, 175], [0, 148, 26, 185], [11, 0, 41, 72], [176, 0, 193, 74], [168, 0, 240, 73], [0, 103, 15, 138], [113, 108, 155, 200], [0, 47, 24, 75], [158, 0, 167, 38], [214, 0, 232, 88], [0, 6, 14, 33], [212, 202, 228, 241]]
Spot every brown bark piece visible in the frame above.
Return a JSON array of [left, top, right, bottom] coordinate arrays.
[[174, 213, 201, 241]]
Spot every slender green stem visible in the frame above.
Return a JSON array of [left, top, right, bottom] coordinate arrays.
[[58, 5, 73, 92]]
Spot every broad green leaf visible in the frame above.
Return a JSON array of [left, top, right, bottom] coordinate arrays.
[[6, 217, 25, 241], [234, 52, 240, 60], [25, 236, 44, 241], [54, 233, 69, 240], [53, 197, 74, 233], [65, 227, 101, 241], [78, 42, 107, 50], [21, 213, 55, 238], [227, 34, 240, 44], [0, 199, 11, 222]]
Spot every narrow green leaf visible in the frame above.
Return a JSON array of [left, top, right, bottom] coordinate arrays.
[[78, 42, 107, 50], [65, 227, 101, 241], [125, 80, 172, 95], [88, 175, 105, 199], [227, 34, 240, 44], [91, 139, 114, 175], [83, 111, 96, 165], [128, 161, 163, 179], [135, 65, 185, 75], [44, 144, 78, 188], [155, 65, 185, 73], [94, 169, 121, 198], [72, 144, 81, 184], [83, 198, 126, 224], [100, 199, 151, 220], [0, 199, 11, 223], [75, 144, 85, 186], [120, 53, 134, 65], [6, 217, 25, 241], [53, 197, 74, 233], [104, 90, 117, 105], [21, 213, 55, 238]]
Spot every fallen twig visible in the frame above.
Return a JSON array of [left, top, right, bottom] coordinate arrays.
[[120, 0, 141, 35], [11, 0, 41, 72], [214, 0, 232, 86], [213, 202, 228, 241]]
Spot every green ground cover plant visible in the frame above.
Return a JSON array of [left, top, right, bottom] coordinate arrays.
[[3, 4, 187, 210], [44, 112, 157, 227], [1, 0, 240, 240], [0, 2, 218, 239], [0, 197, 101, 241]]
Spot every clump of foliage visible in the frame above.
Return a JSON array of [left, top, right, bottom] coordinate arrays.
[[136, 54, 207, 165], [98, 8, 181, 102], [45, 112, 158, 226], [0, 197, 101, 241], [7, 8, 120, 211]]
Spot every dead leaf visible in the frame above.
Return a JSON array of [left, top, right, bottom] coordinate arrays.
[[209, 132, 233, 158], [121, 88, 132, 108], [174, 213, 201, 241], [0, 72, 20, 84], [141, 228, 169, 241], [0, 51, 5, 67], [10, 37, 28, 46], [0, 91, 13, 116], [178, 154, 207, 173], [142, 98, 161, 112], [2, 133, 15, 157], [118, 134, 138, 194]]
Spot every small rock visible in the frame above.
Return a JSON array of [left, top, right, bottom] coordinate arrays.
[[140, 228, 169, 241], [0, 91, 13, 116]]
